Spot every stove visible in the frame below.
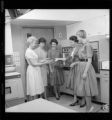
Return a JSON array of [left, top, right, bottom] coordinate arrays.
[[5, 72, 24, 101]]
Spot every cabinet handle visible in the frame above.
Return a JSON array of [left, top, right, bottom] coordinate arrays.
[[104, 74, 108, 75]]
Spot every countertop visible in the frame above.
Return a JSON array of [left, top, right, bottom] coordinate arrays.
[[5, 72, 21, 80], [5, 72, 20, 77]]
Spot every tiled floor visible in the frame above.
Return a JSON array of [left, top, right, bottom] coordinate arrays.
[[5, 94, 108, 112], [48, 94, 107, 113]]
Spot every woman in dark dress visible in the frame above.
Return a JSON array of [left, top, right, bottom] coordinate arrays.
[[48, 39, 64, 100], [66, 36, 81, 106], [68, 30, 98, 112]]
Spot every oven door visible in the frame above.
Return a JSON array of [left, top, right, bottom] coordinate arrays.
[[5, 79, 19, 100]]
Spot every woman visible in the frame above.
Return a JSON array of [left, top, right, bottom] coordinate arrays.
[[70, 30, 98, 112], [66, 36, 81, 106], [25, 36, 46, 101], [48, 39, 64, 100], [34, 37, 49, 99]]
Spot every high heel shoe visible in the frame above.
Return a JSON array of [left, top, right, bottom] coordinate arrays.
[[56, 97, 60, 100], [86, 106, 94, 112], [56, 94, 60, 100], [80, 103, 86, 108], [69, 100, 79, 106]]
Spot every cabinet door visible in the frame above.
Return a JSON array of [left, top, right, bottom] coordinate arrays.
[[17, 78, 24, 98], [100, 71, 109, 78], [5, 79, 19, 100], [60, 70, 74, 95], [101, 77, 109, 104], [60, 71, 69, 92]]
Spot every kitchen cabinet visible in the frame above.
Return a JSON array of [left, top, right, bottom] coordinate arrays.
[[92, 77, 101, 103], [60, 70, 73, 95], [5, 79, 20, 100], [5, 72, 24, 101], [100, 70, 109, 104]]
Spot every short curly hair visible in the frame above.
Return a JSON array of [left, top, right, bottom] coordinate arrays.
[[69, 36, 78, 43], [50, 39, 58, 45], [38, 37, 46, 44], [27, 36, 37, 45]]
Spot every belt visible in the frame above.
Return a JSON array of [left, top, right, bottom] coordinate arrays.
[[79, 59, 88, 62]]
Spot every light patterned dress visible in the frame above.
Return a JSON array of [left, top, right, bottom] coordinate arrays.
[[35, 47, 48, 87], [67, 43, 98, 97], [25, 48, 44, 96], [48, 49, 64, 86]]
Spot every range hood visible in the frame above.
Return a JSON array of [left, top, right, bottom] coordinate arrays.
[[5, 21, 13, 55]]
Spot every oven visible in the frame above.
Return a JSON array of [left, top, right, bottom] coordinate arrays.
[[5, 73, 22, 100]]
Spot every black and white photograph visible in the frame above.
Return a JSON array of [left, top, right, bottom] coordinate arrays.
[[5, 9, 109, 113]]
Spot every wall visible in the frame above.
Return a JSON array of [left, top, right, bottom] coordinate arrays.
[[54, 26, 68, 48], [11, 24, 67, 97], [11, 24, 26, 96], [66, 15, 109, 39], [66, 15, 109, 61]]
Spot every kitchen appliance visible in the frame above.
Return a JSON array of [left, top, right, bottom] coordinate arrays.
[[101, 61, 109, 70], [5, 55, 14, 66], [62, 46, 73, 68], [5, 72, 24, 100], [90, 41, 100, 73], [5, 55, 16, 73], [5, 55, 24, 101]]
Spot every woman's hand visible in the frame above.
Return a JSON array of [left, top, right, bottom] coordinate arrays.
[[70, 63, 75, 68], [70, 62, 78, 68], [82, 72, 87, 80]]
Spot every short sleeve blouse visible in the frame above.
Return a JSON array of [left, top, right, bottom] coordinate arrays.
[[78, 43, 93, 59], [86, 44, 93, 58], [25, 48, 38, 65]]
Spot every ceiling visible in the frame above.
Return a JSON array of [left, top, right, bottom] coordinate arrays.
[[11, 9, 109, 27]]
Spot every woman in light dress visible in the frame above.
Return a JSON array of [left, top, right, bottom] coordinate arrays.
[[48, 39, 64, 100], [67, 30, 98, 112], [25, 36, 49, 100], [34, 37, 49, 100]]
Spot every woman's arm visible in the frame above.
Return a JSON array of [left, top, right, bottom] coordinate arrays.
[[70, 61, 79, 68], [83, 58, 92, 74], [28, 58, 44, 67], [47, 50, 53, 72], [82, 44, 93, 79]]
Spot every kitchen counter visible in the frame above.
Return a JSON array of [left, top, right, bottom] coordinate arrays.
[[5, 72, 21, 80]]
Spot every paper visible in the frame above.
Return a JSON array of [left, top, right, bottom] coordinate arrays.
[[55, 58, 66, 62]]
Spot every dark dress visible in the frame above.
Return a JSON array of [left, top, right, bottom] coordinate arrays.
[[66, 43, 98, 97], [66, 44, 80, 91], [48, 49, 64, 86]]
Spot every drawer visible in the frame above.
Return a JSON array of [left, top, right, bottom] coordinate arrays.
[[100, 71, 109, 78], [101, 77, 109, 104]]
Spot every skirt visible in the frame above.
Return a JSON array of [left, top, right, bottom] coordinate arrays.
[[67, 62, 98, 97], [66, 66, 77, 90], [40, 65, 48, 87], [49, 67, 65, 86], [26, 65, 44, 96]]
